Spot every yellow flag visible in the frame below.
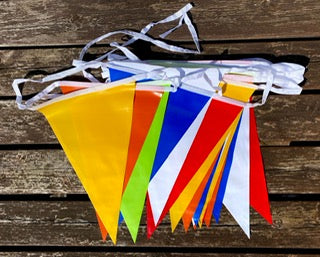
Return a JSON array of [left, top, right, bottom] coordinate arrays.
[[38, 83, 136, 243]]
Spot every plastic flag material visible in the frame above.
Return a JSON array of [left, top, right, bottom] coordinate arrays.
[[149, 98, 243, 234], [249, 108, 273, 224], [212, 118, 241, 224], [121, 86, 170, 242], [13, 3, 305, 244], [223, 107, 251, 237], [169, 110, 242, 231], [39, 83, 136, 244]]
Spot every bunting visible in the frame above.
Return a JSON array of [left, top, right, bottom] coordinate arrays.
[[12, 3, 305, 245]]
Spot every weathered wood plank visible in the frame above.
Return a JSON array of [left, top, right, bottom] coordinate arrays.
[[1, 1, 318, 255], [0, 101, 57, 144], [0, 150, 78, 195], [254, 95, 320, 145], [263, 147, 320, 194], [1, 147, 319, 195], [1, 95, 320, 145], [0, 253, 317, 257], [0, 40, 318, 96], [0, 201, 318, 248], [1, 0, 320, 47]]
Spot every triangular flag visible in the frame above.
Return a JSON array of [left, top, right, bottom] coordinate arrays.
[[250, 108, 273, 224], [202, 167, 223, 227], [182, 156, 218, 231], [96, 213, 108, 241], [147, 99, 211, 237], [146, 194, 157, 238], [212, 117, 242, 223], [192, 148, 224, 227], [60, 85, 89, 94], [109, 67, 135, 82], [150, 88, 210, 179], [121, 88, 170, 242], [123, 90, 163, 190], [148, 98, 243, 237], [146, 88, 209, 235], [170, 112, 241, 231], [197, 127, 236, 228], [223, 107, 250, 238], [60, 83, 111, 240], [38, 83, 136, 243]]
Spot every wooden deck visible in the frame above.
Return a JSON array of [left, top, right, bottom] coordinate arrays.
[[0, 0, 319, 256]]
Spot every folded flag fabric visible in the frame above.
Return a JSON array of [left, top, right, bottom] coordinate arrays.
[[12, 3, 305, 244]]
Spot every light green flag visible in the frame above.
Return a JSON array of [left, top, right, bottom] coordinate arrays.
[[120, 88, 170, 242]]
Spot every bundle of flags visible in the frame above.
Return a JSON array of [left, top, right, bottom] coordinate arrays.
[[12, 4, 305, 244]]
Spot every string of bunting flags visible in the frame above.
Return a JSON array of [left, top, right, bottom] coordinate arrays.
[[12, 3, 305, 244]]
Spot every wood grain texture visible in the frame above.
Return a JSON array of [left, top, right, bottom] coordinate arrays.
[[0, 201, 318, 248], [1, 0, 319, 254], [0, 39, 318, 97], [2, 95, 319, 145], [1, 0, 320, 47], [1, 147, 319, 195], [254, 95, 320, 145], [0, 254, 317, 257]]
